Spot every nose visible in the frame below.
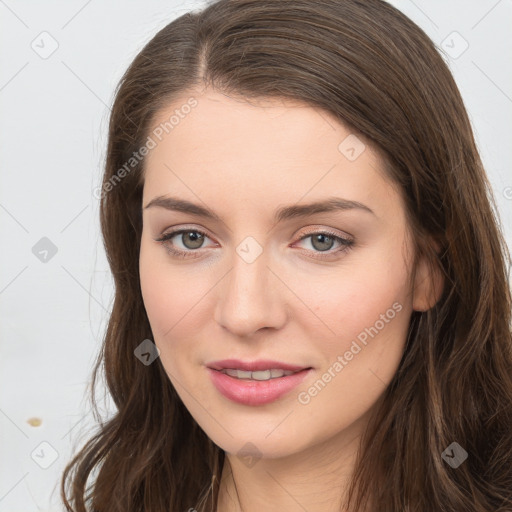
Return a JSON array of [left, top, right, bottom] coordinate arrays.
[[214, 246, 287, 338]]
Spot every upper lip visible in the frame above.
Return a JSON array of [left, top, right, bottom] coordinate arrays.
[[207, 359, 311, 372]]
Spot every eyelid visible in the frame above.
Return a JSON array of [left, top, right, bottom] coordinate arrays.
[[156, 224, 351, 242], [154, 224, 354, 260], [156, 224, 214, 238], [295, 225, 353, 242], [154, 225, 217, 250]]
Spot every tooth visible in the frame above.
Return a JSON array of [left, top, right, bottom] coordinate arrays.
[[220, 368, 299, 380], [251, 370, 272, 381], [236, 369, 253, 379]]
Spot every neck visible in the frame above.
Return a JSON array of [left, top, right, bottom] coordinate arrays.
[[215, 413, 373, 512]]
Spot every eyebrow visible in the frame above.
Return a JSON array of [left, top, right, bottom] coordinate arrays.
[[144, 195, 376, 222]]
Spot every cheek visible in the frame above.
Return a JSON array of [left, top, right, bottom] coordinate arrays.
[[293, 246, 411, 342], [140, 238, 196, 327], [290, 263, 410, 437], [139, 246, 216, 367], [140, 257, 175, 333], [139, 244, 182, 341]]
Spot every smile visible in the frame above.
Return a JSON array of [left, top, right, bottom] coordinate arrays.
[[219, 368, 298, 380], [207, 367, 313, 406]]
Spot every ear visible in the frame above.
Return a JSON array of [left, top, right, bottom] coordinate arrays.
[[412, 239, 444, 312]]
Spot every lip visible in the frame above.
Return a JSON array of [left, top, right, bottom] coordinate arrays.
[[206, 364, 313, 406], [206, 359, 310, 372]]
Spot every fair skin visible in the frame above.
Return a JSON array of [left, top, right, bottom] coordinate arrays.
[[139, 88, 442, 512]]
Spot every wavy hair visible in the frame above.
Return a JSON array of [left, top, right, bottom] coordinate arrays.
[[61, 0, 512, 510]]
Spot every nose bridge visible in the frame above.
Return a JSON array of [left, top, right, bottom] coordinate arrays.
[[215, 236, 285, 336]]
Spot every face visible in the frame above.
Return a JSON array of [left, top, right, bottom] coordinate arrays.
[[139, 88, 422, 460]]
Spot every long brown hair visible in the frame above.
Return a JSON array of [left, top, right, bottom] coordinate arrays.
[[61, 0, 512, 510]]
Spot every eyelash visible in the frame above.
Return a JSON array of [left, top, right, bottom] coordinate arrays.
[[154, 227, 354, 261]]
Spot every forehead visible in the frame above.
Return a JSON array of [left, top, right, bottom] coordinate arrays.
[[142, 89, 400, 220]]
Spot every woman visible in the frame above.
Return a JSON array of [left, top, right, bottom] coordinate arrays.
[[61, 0, 512, 510]]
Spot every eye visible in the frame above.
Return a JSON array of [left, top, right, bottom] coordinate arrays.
[[154, 227, 354, 261], [294, 229, 354, 260], [154, 228, 216, 259]]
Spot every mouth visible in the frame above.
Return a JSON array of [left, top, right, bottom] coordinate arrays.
[[206, 359, 313, 406], [207, 358, 311, 373], [216, 368, 305, 380]]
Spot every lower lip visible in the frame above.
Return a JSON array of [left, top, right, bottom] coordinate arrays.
[[207, 367, 313, 406]]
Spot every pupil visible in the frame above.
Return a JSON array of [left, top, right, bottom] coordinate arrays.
[[184, 231, 203, 249], [313, 234, 333, 251]]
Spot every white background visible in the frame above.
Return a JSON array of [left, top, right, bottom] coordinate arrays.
[[1, 0, 511, 510]]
